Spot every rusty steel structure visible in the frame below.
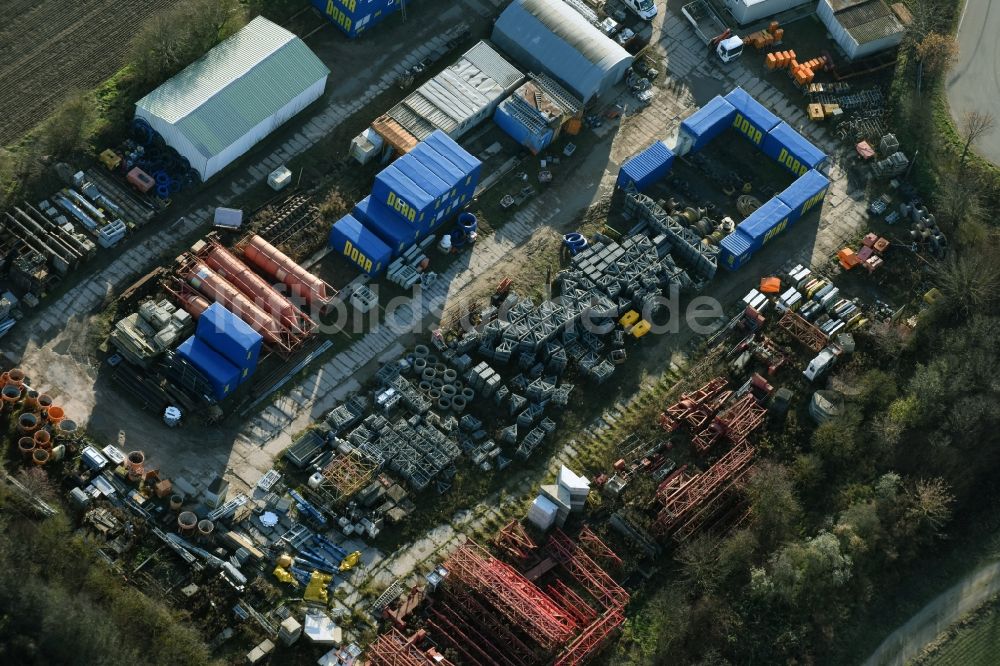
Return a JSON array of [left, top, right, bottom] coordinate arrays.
[[432, 585, 542, 666], [367, 628, 455, 666], [494, 520, 539, 564], [652, 443, 756, 540], [777, 311, 827, 352], [318, 450, 379, 502], [657, 377, 729, 432], [240, 234, 336, 312], [578, 525, 622, 568], [444, 542, 577, 649], [691, 392, 768, 453]]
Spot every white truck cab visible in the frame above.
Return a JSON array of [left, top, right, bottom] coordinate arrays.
[[716, 35, 744, 63], [623, 0, 658, 21]]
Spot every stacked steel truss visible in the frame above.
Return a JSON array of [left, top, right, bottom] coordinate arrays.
[[578, 525, 623, 568], [622, 188, 718, 283], [657, 377, 730, 432], [652, 443, 756, 540], [691, 393, 768, 453], [368, 628, 454, 666], [444, 542, 578, 649], [777, 311, 827, 352]]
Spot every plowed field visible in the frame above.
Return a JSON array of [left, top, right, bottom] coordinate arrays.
[[0, 0, 174, 146]]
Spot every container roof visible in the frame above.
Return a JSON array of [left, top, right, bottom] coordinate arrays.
[[388, 41, 523, 140], [493, 0, 631, 101], [136, 17, 329, 158], [827, 0, 904, 45]]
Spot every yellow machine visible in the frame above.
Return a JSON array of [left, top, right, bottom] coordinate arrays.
[[339, 551, 361, 572], [619, 310, 640, 328], [273, 566, 298, 587], [630, 320, 652, 339], [303, 571, 333, 604], [99, 149, 122, 171]]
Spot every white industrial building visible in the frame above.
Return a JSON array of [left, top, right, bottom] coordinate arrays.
[[817, 0, 906, 60], [492, 0, 632, 103], [387, 41, 525, 142], [135, 17, 330, 181], [723, 0, 812, 25]]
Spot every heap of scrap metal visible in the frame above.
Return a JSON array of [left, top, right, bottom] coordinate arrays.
[[622, 189, 718, 282]]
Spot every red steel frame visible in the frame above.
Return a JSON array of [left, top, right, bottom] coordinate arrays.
[[652, 443, 756, 538], [546, 579, 598, 625], [778, 311, 827, 352], [494, 519, 538, 563], [578, 525, 623, 568], [444, 542, 577, 649], [441, 586, 541, 665], [545, 530, 629, 611], [553, 607, 626, 666], [691, 392, 767, 453], [657, 377, 729, 432], [368, 628, 455, 666]]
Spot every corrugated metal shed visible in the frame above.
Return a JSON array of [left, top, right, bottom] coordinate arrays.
[[388, 41, 524, 141], [818, 0, 904, 60], [135, 17, 329, 181], [492, 0, 632, 102], [723, 0, 812, 25]]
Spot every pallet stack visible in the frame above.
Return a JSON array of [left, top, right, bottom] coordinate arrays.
[[746, 21, 784, 50]]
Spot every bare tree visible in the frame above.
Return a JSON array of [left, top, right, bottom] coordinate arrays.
[[915, 32, 958, 79], [906, 477, 954, 536], [959, 110, 996, 167]]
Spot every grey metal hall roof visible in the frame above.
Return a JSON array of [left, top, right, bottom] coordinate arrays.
[[492, 0, 632, 102], [135, 16, 329, 158]]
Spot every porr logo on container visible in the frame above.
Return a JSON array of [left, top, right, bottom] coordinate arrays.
[[762, 217, 789, 244], [386, 191, 417, 223], [801, 187, 827, 215], [343, 240, 374, 273], [777, 148, 808, 176], [732, 113, 763, 145]]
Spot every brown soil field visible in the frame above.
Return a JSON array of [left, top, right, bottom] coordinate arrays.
[[0, 0, 174, 146]]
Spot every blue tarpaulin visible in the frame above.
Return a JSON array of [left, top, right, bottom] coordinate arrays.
[[177, 335, 241, 400], [776, 169, 830, 225], [679, 96, 737, 153], [762, 122, 828, 176], [617, 141, 675, 191], [725, 87, 781, 146]]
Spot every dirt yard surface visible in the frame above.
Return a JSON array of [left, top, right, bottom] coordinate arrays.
[[0, 0, 174, 146]]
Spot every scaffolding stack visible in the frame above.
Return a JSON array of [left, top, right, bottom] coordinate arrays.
[[622, 189, 719, 283]]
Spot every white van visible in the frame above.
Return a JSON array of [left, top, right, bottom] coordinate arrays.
[[623, 0, 658, 21]]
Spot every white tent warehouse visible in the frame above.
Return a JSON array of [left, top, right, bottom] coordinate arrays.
[[491, 0, 632, 103], [135, 17, 330, 182]]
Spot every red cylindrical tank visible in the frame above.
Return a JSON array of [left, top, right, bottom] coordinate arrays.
[[184, 262, 285, 347], [202, 241, 308, 334], [176, 290, 213, 320], [243, 235, 331, 309]]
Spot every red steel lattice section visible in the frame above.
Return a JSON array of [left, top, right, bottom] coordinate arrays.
[[368, 628, 455, 666], [553, 607, 626, 666], [778, 311, 827, 352], [441, 586, 541, 665], [444, 542, 577, 649], [494, 519, 538, 563], [545, 530, 629, 611], [652, 443, 756, 538], [578, 525, 623, 568], [691, 393, 768, 453], [657, 377, 729, 432]]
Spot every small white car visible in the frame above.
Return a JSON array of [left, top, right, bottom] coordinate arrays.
[[623, 0, 658, 21]]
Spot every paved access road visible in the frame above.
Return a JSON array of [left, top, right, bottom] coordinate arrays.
[[947, 0, 1000, 164], [862, 560, 1000, 666]]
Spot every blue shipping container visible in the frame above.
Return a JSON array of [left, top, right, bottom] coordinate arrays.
[[719, 230, 755, 271], [311, 0, 405, 39], [738, 198, 793, 249], [329, 214, 392, 276], [195, 303, 263, 381], [394, 158, 453, 223], [353, 196, 420, 257], [679, 96, 737, 153], [177, 336, 241, 400], [421, 130, 482, 193], [409, 142, 465, 203], [617, 141, 675, 191], [776, 169, 830, 225], [372, 163, 441, 229], [724, 87, 781, 147], [494, 98, 554, 155], [762, 122, 828, 177]]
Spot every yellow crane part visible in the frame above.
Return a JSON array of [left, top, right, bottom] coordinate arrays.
[[272, 566, 299, 587], [619, 310, 640, 328], [303, 571, 333, 604], [339, 551, 361, 572]]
